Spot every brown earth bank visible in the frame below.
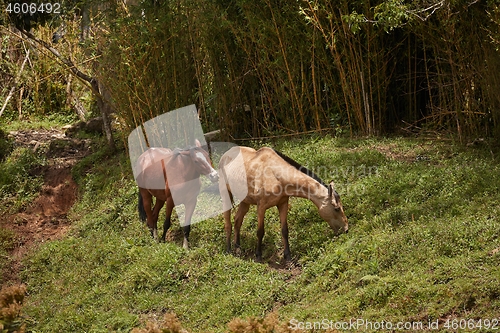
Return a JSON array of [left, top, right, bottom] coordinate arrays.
[[1, 129, 92, 286]]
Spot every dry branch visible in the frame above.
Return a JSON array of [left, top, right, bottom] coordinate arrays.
[[0, 46, 29, 117]]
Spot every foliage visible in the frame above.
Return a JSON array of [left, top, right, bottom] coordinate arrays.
[[1, 4, 93, 123], [0, 128, 13, 162], [96, 0, 360, 138], [81, 0, 497, 140], [0, 284, 26, 333], [16, 135, 500, 332], [2, 0, 500, 139]]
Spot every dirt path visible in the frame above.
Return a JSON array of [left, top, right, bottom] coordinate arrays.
[[1, 129, 92, 285]]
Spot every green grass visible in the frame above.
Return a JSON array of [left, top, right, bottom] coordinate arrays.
[[0, 147, 47, 215], [15, 135, 500, 332], [0, 112, 80, 132]]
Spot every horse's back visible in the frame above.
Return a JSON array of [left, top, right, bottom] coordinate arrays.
[[135, 148, 173, 190], [219, 146, 289, 204], [219, 146, 279, 168]]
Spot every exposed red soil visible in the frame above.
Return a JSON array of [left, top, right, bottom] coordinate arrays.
[[1, 129, 91, 285]]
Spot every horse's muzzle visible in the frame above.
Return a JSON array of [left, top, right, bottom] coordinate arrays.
[[333, 224, 348, 236], [208, 170, 219, 183]]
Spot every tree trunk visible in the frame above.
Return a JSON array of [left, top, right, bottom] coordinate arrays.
[[91, 79, 115, 151]]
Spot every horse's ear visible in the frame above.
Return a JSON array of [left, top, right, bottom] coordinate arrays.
[[195, 139, 202, 147], [329, 180, 340, 206]]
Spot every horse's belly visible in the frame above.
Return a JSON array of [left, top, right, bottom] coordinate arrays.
[[169, 181, 201, 205], [244, 183, 285, 207], [242, 196, 258, 205], [147, 189, 168, 201]]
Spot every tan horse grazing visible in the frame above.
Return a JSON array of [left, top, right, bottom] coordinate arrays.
[[219, 146, 348, 261], [136, 140, 218, 249]]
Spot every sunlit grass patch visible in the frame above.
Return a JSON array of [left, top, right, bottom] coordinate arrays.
[[20, 135, 500, 332]]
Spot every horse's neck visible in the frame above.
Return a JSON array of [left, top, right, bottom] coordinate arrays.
[[277, 165, 327, 207], [167, 153, 199, 179]]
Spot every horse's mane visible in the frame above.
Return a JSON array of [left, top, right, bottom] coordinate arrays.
[[173, 144, 209, 154], [273, 149, 328, 188]]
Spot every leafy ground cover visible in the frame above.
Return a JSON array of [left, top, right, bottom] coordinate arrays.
[[3, 133, 500, 332]]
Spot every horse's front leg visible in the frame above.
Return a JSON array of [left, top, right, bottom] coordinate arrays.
[[277, 198, 291, 261], [234, 202, 250, 255], [182, 199, 197, 250], [255, 204, 266, 262], [140, 189, 158, 241]]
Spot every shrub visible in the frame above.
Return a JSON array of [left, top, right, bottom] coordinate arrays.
[[0, 284, 26, 333], [0, 129, 13, 162]]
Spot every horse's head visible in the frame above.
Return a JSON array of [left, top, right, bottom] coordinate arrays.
[[189, 139, 219, 183], [318, 181, 348, 235]]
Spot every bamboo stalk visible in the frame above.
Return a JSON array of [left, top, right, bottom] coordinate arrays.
[[265, 0, 306, 132]]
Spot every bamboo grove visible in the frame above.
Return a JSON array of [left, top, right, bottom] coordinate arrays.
[[2, 0, 500, 141]]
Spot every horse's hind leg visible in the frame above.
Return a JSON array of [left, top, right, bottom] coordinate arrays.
[[223, 210, 232, 254], [139, 189, 158, 241], [234, 202, 250, 254], [152, 199, 165, 225], [277, 198, 291, 261], [161, 197, 174, 242], [221, 185, 234, 253]]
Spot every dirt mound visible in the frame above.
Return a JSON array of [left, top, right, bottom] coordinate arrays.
[[13, 167, 77, 239], [1, 128, 91, 284]]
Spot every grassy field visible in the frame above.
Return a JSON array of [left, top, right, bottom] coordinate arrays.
[[3, 132, 500, 332]]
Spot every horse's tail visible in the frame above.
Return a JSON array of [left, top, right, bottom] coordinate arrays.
[[138, 191, 147, 222], [218, 157, 235, 209]]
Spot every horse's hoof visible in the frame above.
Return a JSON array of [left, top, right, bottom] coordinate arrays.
[[182, 240, 189, 250], [149, 230, 159, 242], [235, 247, 242, 256]]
